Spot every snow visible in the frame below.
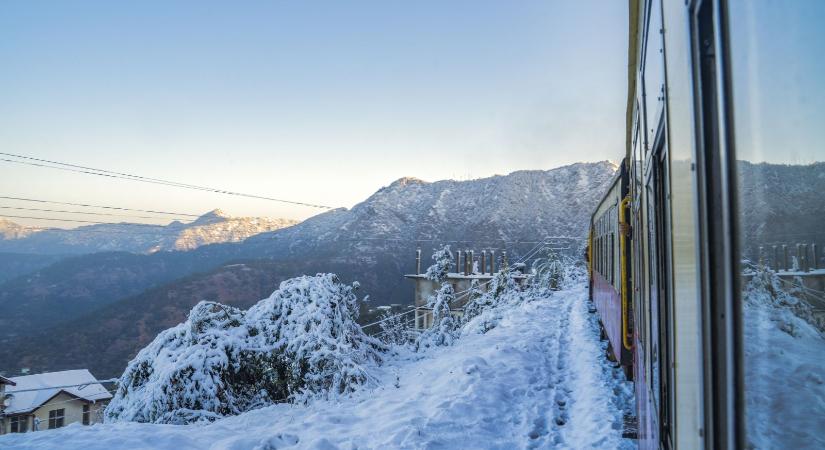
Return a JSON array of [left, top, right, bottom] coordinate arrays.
[[4, 369, 112, 415], [0, 282, 635, 450], [743, 270, 825, 448]]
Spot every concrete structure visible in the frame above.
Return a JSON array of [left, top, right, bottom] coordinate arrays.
[[405, 249, 527, 330], [405, 272, 496, 329], [0, 370, 112, 435]]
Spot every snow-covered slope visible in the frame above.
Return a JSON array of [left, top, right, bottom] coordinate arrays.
[[0, 282, 635, 450], [245, 161, 618, 259], [0, 209, 298, 255]]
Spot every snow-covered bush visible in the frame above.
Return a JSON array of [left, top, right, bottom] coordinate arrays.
[[425, 245, 453, 282], [744, 267, 824, 335], [106, 274, 385, 424], [461, 269, 525, 335], [529, 250, 587, 294]]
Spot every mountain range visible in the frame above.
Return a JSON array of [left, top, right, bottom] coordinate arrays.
[[0, 209, 297, 255], [0, 161, 619, 377]]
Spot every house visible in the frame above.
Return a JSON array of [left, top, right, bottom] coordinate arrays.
[[0, 375, 17, 418], [0, 369, 113, 434], [405, 249, 528, 329]]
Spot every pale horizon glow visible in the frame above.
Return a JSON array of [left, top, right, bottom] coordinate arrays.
[[0, 1, 629, 228]]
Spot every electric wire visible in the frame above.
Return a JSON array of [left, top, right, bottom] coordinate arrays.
[[0, 195, 202, 218], [0, 153, 336, 209], [0, 213, 174, 226], [0, 205, 192, 222]]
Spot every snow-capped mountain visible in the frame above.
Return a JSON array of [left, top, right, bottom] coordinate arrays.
[[0, 219, 37, 239], [244, 161, 619, 260], [0, 209, 298, 255]]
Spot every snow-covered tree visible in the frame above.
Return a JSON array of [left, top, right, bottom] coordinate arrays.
[[378, 311, 410, 347], [104, 301, 282, 424], [461, 278, 494, 325], [105, 274, 385, 424], [246, 274, 386, 401], [416, 281, 458, 349], [425, 245, 453, 282]]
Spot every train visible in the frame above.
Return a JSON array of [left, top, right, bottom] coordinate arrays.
[[588, 1, 825, 449]]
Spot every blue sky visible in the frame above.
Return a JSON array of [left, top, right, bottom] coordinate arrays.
[[0, 1, 628, 225]]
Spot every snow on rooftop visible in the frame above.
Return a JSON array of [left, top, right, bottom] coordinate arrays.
[[4, 369, 112, 415]]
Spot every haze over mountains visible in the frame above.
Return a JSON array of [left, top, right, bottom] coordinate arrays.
[[0, 161, 618, 377], [0, 209, 298, 255]]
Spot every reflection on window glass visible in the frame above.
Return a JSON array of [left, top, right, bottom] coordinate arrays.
[[729, 1, 825, 448], [643, 0, 664, 150]]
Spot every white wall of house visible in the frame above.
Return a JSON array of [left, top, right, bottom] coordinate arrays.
[[2, 393, 108, 434]]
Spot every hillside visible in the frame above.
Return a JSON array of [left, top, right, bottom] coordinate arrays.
[[736, 161, 825, 262], [0, 161, 618, 376], [0, 260, 368, 377], [0, 209, 297, 255]]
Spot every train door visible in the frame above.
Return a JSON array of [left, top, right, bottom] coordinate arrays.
[[645, 118, 674, 449]]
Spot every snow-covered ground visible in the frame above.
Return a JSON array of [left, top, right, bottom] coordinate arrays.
[[1, 284, 635, 450]]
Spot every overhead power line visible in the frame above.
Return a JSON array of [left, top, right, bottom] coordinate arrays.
[[0, 213, 170, 226], [0, 195, 201, 218], [0, 152, 336, 210], [0, 205, 191, 222]]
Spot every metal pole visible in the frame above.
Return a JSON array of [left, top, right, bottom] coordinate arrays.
[[464, 249, 470, 276], [772, 245, 778, 271], [490, 250, 496, 274], [783, 245, 789, 272], [758, 246, 764, 267], [455, 250, 461, 274], [415, 249, 421, 275], [802, 244, 809, 272], [813, 244, 819, 271], [469, 250, 475, 274], [796, 244, 802, 271], [481, 251, 487, 275]]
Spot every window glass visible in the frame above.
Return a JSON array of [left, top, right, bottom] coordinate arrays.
[[48, 408, 65, 429], [643, 0, 664, 150], [10, 415, 27, 433], [728, 1, 825, 447]]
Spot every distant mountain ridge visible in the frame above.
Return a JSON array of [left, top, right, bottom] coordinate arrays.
[[0, 161, 619, 377], [0, 209, 298, 255]]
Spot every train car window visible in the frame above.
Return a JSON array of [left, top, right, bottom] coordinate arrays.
[[642, 0, 664, 152], [727, 1, 825, 448]]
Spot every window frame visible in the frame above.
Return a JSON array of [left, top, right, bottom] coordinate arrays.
[[10, 415, 28, 433], [689, 0, 744, 448], [48, 408, 65, 429]]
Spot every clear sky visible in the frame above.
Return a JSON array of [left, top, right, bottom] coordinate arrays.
[[0, 0, 628, 226]]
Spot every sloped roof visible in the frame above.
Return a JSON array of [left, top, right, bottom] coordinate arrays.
[[4, 369, 112, 415]]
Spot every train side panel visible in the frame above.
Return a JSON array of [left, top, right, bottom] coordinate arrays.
[[590, 163, 633, 369]]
